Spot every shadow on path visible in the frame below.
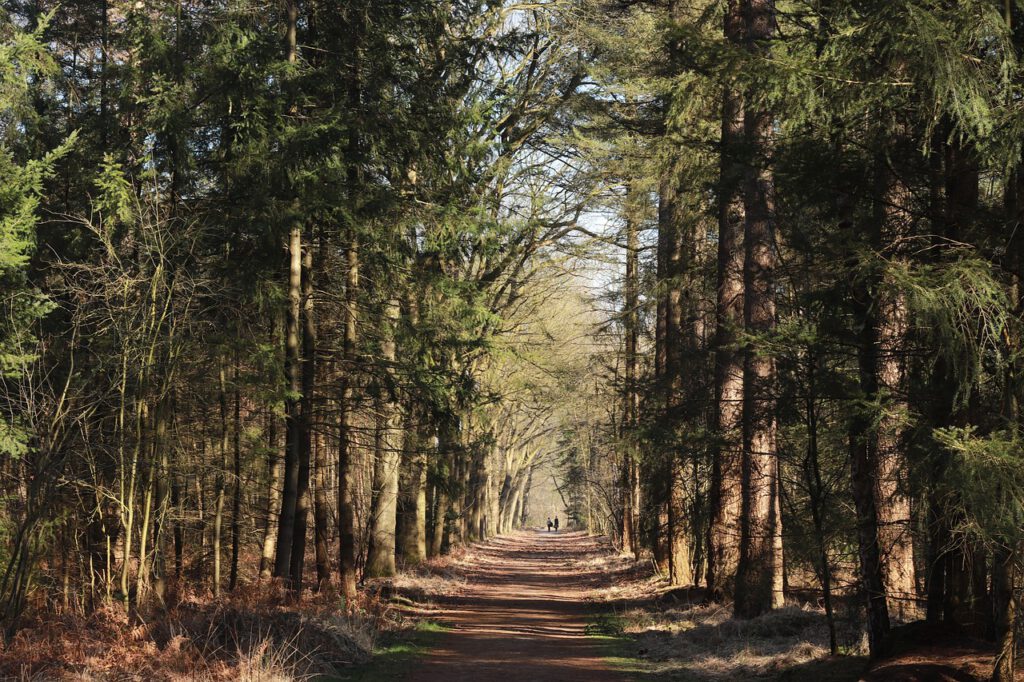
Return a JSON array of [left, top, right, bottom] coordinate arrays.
[[403, 530, 626, 682]]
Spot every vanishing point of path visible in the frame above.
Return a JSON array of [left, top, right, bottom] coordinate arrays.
[[405, 530, 626, 682]]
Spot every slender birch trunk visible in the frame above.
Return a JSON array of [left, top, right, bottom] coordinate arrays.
[[229, 365, 241, 592], [260, 407, 282, 579], [213, 360, 228, 597], [621, 198, 640, 559]]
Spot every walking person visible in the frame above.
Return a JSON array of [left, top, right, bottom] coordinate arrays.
[[546, 517, 553, 532], [554, 516, 559, 532]]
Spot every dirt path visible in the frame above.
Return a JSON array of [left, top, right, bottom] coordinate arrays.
[[404, 530, 626, 682]]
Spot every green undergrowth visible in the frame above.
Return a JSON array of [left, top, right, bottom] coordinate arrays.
[[328, 620, 450, 682], [586, 612, 649, 679]]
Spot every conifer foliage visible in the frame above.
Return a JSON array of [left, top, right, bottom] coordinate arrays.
[[0, 0, 1023, 679]]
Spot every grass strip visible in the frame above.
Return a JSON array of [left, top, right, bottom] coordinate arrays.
[[328, 620, 450, 682]]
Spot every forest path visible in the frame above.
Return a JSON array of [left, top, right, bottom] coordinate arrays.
[[403, 530, 626, 682]]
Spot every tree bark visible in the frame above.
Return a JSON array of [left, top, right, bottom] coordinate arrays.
[[621, 199, 641, 558], [991, 544, 1016, 682], [337, 4, 363, 600], [849, 302, 892, 657], [260, 408, 282, 579], [313, 380, 332, 588], [274, 0, 301, 581], [467, 449, 487, 542], [338, 234, 359, 598], [660, 155, 698, 586], [733, 0, 783, 619], [707, 0, 746, 601], [848, 150, 907, 658], [923, 136, 979, 626], [520, 466, 533, 529], [991, 157, 1024, 681], [396, 291, 428, 565], [172, 465, 183, 580], [875, 295, 915, 623], [428, 480, 447, 558], [397, 410, 428, 565], [874, 138, 918, 622], [288, 222, 316, 592], [366, 300, 402, 578], [803, 355, 837, 654], [151, 401, 170, 605], [229, 365, 241, 592], [668, 457, 692, 585], [275, 222, 302, 579], [214, 361, 228, 597]]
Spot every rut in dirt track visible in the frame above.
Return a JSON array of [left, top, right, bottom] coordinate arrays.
[[404, 530, 626, 682]]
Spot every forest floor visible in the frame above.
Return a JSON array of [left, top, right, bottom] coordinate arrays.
[[363, 531, 1010, 682], [2, 532, 1008, 680]]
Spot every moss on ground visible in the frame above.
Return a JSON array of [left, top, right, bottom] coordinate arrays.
[[586, 611, 649, 679], [328, 620, 450, 682]]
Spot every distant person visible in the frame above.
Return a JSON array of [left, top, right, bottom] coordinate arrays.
[[554, 516, 560, 532], [546, 517, 553, 532]]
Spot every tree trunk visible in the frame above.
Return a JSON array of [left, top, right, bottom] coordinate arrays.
[[260, 408, 282, 579], [274, 222, 302, 579], [875, 288, 915, 622], [397, 411, 428, 565], [214, 361, 228, 597], [338, 234, 359, 598], [313, 390, 332, 588], [288, 222, 316, 592], [451, 441, 471, 548], [850, 332, 892, 658], [396, 291, 428, 565], [135, 433, 156, 603], [668, 457, 692, 585], [429, 481, 447, 558], [991, 157, 1024, 681], [172, 467, 183, 580], [337, 4, 363, 603], [151, 402, 170, 605], [873, 137, 918, 622], [660, 153, 698, 587], [498, 472, 514, 533], [991, 544, 1016, 682], [274, 0, 301, 580], [707, 0, 746, 601], [804, 356, 837, 655], [229, 365, 241, 592], [923, 136, 979, 626], [467, 453, 486, 542], [733, 0, 783, 619], [847, 151, 905, 658], [366, 300, 402, 578], [510, 480, 524, 532], [520, 467, 533, 529], [621, 200, 641, 558]]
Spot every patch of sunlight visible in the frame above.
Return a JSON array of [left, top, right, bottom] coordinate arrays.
[[587, 612, 654, 679], [327, 620, 449, 682]]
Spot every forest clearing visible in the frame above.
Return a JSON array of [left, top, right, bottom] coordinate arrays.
[[2, 0, 1024, 679]]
